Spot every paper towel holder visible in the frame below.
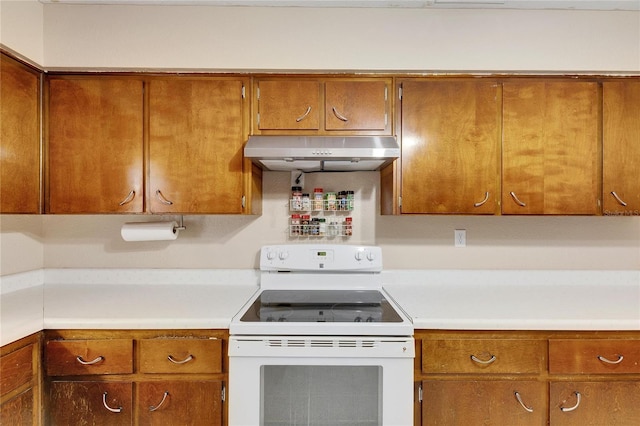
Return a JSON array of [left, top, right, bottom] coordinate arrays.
[[175, 215, 186, 232]]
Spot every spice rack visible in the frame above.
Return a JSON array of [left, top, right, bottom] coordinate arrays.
[[289, 187, 354, 238]]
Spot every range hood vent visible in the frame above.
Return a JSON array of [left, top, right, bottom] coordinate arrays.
[[244, 136, 400, 172]]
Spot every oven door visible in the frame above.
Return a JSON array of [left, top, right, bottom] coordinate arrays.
[[228, 335, 414, 426]]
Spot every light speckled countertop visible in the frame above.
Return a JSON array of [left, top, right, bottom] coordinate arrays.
[[2, 268, 639, 347]]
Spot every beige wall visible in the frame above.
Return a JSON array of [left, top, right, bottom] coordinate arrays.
[[42, 5, 640, 72], [0, 0, 44, 65], [1, 4, 639, 274]]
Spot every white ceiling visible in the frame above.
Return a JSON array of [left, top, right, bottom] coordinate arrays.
[[37, 0, 640, 10]]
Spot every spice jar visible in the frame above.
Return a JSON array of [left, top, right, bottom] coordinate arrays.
[[344, 217, 353, 236], [302, 193, 311, 211], [318, 218, 326, 236], [338, 191, 347, 211], [291, 186, 302, 211], [313, 188, 324, 211], [301, 214, 310, 236], [347, 190, 354, 211], [325, 192, 337, 211], [290, 214, 301, 236]]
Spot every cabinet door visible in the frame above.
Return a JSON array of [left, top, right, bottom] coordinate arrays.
[[0, 388, 34, 425], [603, 80, 640, 214], [502, 80, 600, 214], [47, 77, 144, 213], [399, 79, 500, 214], [137, 381, 222, 426], [0, 54, 40, 213], [49, 381, 133, 425], [325, 80, 389, 132], [149, 78, 246, 213], [550, 381, 640, 426], [257, 80, 320, 130], [422, 380, 547, 426]]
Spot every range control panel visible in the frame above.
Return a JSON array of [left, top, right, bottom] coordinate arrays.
[[260, 245, 382, 272]]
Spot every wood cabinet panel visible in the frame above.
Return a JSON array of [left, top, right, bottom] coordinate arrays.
[[399, 79, 500, 214], [0, 388, 34, 426], [0, 54, 41, 213], [422, 380, 547, 426], [603, 80, 640, 214], [257, 80, 321, 130], [137, 381, 222, 426], [502, 80, 600, 214], [148, 78, 246, 213], [139, 338, 222, 374], [550, 381, 640, 426], [549, 339, 640, 374], [49, 381, 133, 425], [0, 344, 34, 397], [422, 339, 546, 375], [47, 77, 144, 213], [325, 80, 387, 131], [46, 339, 133, 376]]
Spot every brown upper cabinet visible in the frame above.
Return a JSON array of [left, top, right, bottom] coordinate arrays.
[[396, 79, 500, 214], [0, 54, 41, 214], [148, 77, 249, 214], [47, 75, 253, 214], [47, 76, 145, 214], [253, 77, 392, 135], [502, 79, 600, 215], [602, 80, 640, 215]]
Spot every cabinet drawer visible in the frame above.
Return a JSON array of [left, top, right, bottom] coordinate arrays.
[[549, 339, 640, 374], [422, 339, 546, 374], [0, 344, 34, 397], [46, 339, 133, 376], [139, 338, 222, 374]]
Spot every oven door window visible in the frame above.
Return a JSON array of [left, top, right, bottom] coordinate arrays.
[[260, 365, 382, 426]]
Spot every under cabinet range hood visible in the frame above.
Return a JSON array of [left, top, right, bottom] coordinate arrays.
[[244, 136, 400, 172]]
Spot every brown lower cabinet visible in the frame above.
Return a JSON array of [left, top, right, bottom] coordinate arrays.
[[0, 333, 41, 425], [43, 330, 227, 426], [415, 330, 640, 426]]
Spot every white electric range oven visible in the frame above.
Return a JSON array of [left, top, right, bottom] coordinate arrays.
[[229, 244, 414, 426]]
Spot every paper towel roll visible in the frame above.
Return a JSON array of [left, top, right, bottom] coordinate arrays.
[[121, 221, 179, 242]]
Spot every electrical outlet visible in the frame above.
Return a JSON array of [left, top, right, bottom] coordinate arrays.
[[290, 170, 304, 188], [454, 229, 466, 247]]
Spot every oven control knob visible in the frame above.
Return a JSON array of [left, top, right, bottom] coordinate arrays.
[[365, 317, 375, 322], [367, 251, 376, 261], [266, 250, 276, 260], [278, 250, 289, 260], [355, 250, 365, 261], [354, 316, 363, 322]]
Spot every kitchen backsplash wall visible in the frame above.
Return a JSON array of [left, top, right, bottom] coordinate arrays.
[[1, 172, 635, 275]]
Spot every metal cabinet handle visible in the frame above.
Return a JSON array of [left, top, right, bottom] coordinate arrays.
[[560, 391, 581, 412], [155, 190, 173, 205], [470, 354, 496, 364], [514, 391, 534, 413], [102, 392, 122, 413], [149, 391, 170, 412], [76, 355, 104, 365], [295, 106, 312, 122], [331, 106, 349, 122], [474, 192, 490, 207], [167, 354, 193, 364], [598, 354, 624, 364], [610, 192, 628, 207], [509, 191, 526, 207], [118, 190, 135, 206]]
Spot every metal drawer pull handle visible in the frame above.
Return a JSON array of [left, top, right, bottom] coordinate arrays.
[[470, 354, 496, 364], [167, 354, 193, 364], [597, 354, 624, 364], [149, 391, 170, 412], [474, 192, 490, 207], [331, 107, 349, 122], [560, 391, 581, 412], [155, 190, 173, 205], [509, 191, 526, 207], [296, 106, 312, 122], [102, 392, 122, 413], [514, 391, 534, 413], [610, 192, 628, 207], [76, 355, 104, 365], [118, 190, 135, 206]]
